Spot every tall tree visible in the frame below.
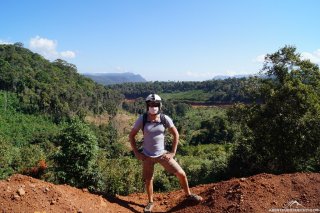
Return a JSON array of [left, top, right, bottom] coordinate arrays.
[[229, 46, 320, 175]]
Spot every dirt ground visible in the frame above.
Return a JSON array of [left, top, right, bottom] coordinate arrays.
[[0, 172, 319, 213]]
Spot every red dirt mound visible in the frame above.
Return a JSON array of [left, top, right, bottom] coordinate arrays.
[[0, 173, 319, 212]]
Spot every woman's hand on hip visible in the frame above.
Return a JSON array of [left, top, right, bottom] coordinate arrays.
[[162, 152, 175, 162], [135, 152, 147, 161]]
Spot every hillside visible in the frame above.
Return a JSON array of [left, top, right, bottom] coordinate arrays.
[[84, 72, 146, 85], [0, 44, 123, 119], [1, 173, 319, 212]]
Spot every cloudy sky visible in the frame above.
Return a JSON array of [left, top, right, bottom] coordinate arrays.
[[1, 0, 320, 81]]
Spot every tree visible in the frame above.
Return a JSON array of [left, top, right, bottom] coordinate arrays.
[[54, 118, 100, 189], [175, 103, 190, 117], [229, 46, 320, 175], [262, 46, 301, 84], [191, 115, 235, 145], [14, 42, 24, 47]]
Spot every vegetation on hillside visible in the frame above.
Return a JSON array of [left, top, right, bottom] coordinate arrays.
[[108, 77, 264, 104], [0, 91, 61, 179], [228, 45, 320, 176], [0, 43, 123, 121], [0, 44, 319, 196]]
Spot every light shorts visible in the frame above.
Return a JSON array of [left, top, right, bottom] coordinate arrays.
[[142, 153, 184, 181]]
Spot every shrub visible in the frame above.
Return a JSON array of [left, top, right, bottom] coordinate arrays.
[[178, 144, 231, 185], [0, 137, 20, 179], [98, 157, 144, 195], [54, 118, 100, 189]]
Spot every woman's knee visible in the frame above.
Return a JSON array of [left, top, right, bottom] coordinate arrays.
[[175, 170, 186, 178], [144, 176, 154, 184]]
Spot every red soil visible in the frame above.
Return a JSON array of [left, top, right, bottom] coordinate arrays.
[[1, 172, 319, 212]]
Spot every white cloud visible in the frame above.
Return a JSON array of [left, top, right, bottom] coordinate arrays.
[[253, 54, 266, 63], [301, 49, 320, 64], [29, 36, 76, 60], [114, 66, 128, 73], [185, 69, 254, 80], [29, 36, 58, 59], [254, 50, 320, 65], [60, 50, 76, 59], [186, 69, 242, 78], [224, 70, 238, 76], [186, 71, 216, 78], [0, 39, 12, 44]]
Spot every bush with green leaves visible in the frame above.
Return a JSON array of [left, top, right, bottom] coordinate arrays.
[[0, 91, 20, 111], [54, 118, 100, 189], [0, 137, 20, 179], [98, 157, 144, 195], [19, 144, 46, 170], [152, 163, 180, 192], [178, 144, 231, 185], [91, 122, 129, 158]]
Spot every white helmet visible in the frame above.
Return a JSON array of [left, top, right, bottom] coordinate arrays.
[[145, 93, 162, 111], [145, 93, 162, 102]]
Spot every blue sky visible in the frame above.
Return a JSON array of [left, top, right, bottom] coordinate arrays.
[[1, 0, 320, 81]]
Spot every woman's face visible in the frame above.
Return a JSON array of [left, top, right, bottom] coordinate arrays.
[[148, 102, 160, 115]]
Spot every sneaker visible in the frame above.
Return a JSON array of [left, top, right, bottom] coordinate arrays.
[[186, 194, 203, 203], [144, 202, 154, 213]]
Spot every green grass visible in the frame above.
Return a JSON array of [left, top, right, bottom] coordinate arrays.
[[160, 90, 212, 103], [182, 106, 227, 127]]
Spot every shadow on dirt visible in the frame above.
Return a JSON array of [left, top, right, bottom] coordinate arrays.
[[93, 191, 144, 213], [167, 199, 201, 212], [104, 195, 144, 213]]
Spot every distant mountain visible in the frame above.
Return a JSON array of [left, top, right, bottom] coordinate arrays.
[[212, 74, 269, 80], [84, 72, 147, 85], [213, 74, 252, 80]]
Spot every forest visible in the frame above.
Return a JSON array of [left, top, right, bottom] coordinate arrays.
[[108, 76, 264, 105], [0, 43, 319, 195]]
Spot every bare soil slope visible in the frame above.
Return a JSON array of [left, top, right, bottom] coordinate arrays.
[[1, 173, 319, 212]]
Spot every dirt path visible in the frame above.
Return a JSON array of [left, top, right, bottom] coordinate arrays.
[[1, 173, 319, 212]]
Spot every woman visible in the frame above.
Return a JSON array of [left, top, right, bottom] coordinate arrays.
[[129, 93, 203, 212]]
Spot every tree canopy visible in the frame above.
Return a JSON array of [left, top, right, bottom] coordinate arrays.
[[0, 44, 123, 121], [108, 77, 264, 105], [228, 45, 320, 176]]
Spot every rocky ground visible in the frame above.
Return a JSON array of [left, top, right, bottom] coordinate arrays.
[[0, 172, 319, 212]]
